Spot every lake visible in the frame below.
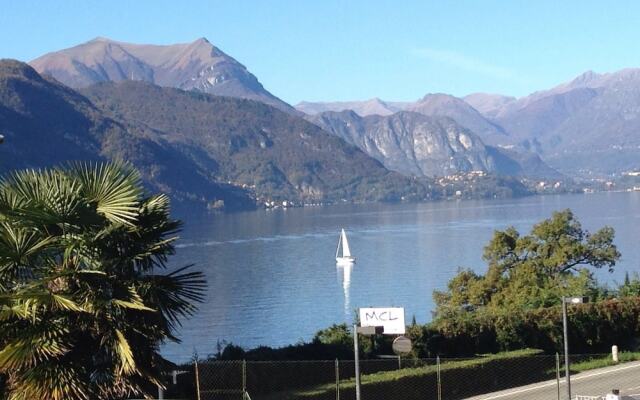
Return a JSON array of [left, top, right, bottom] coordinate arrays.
[[163, 191, 640, 362]]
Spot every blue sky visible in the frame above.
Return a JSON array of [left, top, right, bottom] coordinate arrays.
[[1, 0, 640, 104]]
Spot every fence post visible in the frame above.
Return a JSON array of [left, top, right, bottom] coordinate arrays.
[[335, 359, 340, 400], [556, 353, 561, 400], [194, 360, 201, 400], [437, 356, 442, 400], [242, 359, 247, 396]]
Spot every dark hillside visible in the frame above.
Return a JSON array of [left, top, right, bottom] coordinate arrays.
[[82, 81, 434, 204]]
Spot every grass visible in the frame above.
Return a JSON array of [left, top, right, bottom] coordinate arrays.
[[258, 350, 640, 400], [259, 349, 546, 399], [571, 351, 640, 373]]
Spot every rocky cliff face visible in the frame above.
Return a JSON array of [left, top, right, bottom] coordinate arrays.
[[29, 37, 293, 112], [297, 93, 508, 145], [311, 110, 510, 177], [403, 94, 509, 145]]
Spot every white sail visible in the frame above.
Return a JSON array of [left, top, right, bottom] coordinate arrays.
[[336, 228, 355, 265], [341, 228, 352, 258]]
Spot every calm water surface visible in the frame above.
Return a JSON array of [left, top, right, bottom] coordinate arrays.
[[164, 192, 640, 361]]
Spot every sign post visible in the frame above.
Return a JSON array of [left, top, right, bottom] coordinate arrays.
[[353, 307, 405, 400], [359, 308, 405, 334], [353, 324, 361, 400]]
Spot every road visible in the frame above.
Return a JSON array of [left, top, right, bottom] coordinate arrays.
[[465, 361, 640, 400]]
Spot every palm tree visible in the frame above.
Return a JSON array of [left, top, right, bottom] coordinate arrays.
[[0, 162, 205, 400]]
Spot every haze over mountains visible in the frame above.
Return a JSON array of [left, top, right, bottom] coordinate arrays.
[[299, 69, 640, 176], [3, 36, 640, 210]]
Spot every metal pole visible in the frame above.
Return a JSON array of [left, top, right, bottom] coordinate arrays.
[[194, 360, 201, 400], [556, 352, 561, 400], [353, 324, 361, 400], [562, 297, 571, 400], [335, 359, 340, 400], [158, 384, 164, 400], [437, 356, 442, 400], [398, 355, 401, 370]]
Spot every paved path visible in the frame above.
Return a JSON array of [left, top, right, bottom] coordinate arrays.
[[465, 361, 640, 400]]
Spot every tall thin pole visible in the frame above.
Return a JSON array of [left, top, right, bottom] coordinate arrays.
[[353, 324, 361, 400], [335, 359, 340, 400], [194, 360, 201, 400], [562, 297, 571, 400], [556, 352, 561, 400], [437, 356, 442, 400], [242, 360, 247, 396]]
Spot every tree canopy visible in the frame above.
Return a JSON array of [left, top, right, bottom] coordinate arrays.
[[0, 163, 205, 400], [434, 209, 620, 317]]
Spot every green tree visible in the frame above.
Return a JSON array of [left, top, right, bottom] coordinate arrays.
[[619, 272, 640, 297], [434, 209, 620, 316], [0, 163, 205, 400]]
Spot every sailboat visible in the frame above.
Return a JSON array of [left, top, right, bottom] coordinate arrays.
[[336, 228, 356, 265]]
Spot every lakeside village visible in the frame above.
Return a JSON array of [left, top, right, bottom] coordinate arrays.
[[252, 169, 640, 210]]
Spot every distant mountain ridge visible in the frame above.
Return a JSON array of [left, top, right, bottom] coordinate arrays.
[[297, 93, 508, 146], [298, 68, 640, 176], [296, 98, 400, 116], [309, 110, 558, 178], [29, 37, 293, 112], [482, 69, 640, 174]]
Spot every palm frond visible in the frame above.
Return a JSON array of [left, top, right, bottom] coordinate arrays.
[[112, 286, 156, 312], [114, 329, 136, 375], [69, 162, 142, 226], [140, 266, 206, 331]]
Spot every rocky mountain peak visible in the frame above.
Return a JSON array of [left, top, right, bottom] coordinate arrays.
[[569, 70, 600, 86], [29, 37, 293, 112]]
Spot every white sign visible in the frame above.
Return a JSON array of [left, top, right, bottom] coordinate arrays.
[[359, 307, 405, 335]]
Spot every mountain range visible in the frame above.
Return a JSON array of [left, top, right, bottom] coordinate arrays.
[[298, 70, 640, 176], [0, 59, 256, 210], [5, 35, 640, 211], [0, 59, 441, 210]]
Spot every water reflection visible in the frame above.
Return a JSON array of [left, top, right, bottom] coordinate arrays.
[[337, 263, 353, 318]]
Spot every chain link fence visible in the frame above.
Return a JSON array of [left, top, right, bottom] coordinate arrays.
[[160, 353, 640, 400]]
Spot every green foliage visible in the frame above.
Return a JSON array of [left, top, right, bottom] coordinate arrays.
[[429, 296, 640, 356], [434, 209, 619, 317], [619, 272, 640, 297], [313, 324, 352, 347], [214, 324, 355, 361], [0, 162, 205, 400]]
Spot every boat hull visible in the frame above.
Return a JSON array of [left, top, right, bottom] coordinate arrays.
[[336, 257, 356, 265]]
